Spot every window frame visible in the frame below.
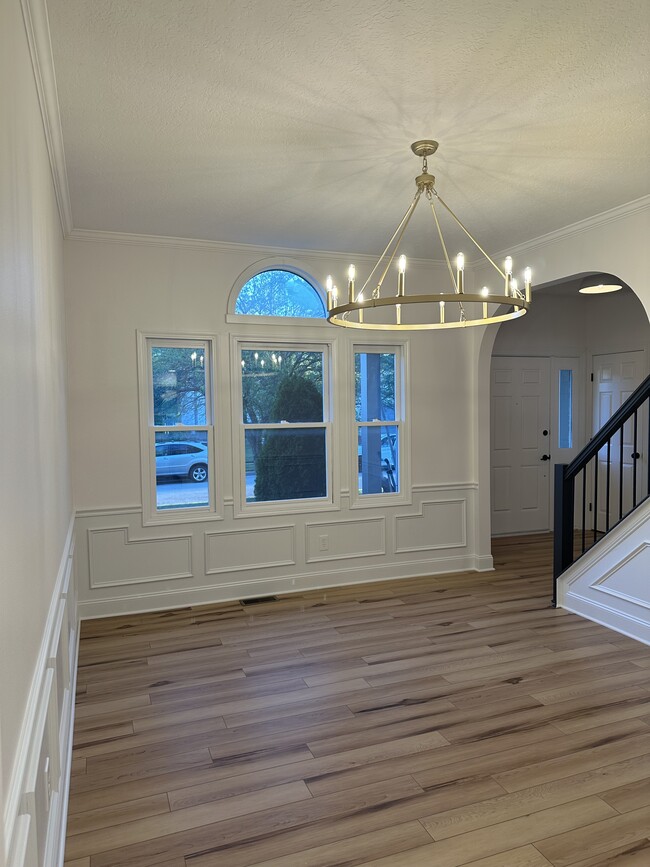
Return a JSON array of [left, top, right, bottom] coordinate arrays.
[[231, 335, 339, 517], [137, 332, 221, 525], [227, 259, 330, 328], [350, 341, 411, 509]]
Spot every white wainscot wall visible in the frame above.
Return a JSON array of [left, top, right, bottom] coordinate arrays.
[[74, 483, 485, 619], [6, 521, 78, 867], [558, 498, 650, 645]]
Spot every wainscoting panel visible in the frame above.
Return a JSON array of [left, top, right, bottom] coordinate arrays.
[[88, 526, 193, 588], [305, 517, 385, 563], [559, 498, 650, 644], [395, 498, 467, 554], [75, 484, 481, 618], [205, 525, 295, 574], [6, 516, 78, 867]]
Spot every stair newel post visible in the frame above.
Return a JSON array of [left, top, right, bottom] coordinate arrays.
[[553, 463, 574, 607]]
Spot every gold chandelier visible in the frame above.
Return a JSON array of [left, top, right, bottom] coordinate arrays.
[[325, 141, 532, 330]]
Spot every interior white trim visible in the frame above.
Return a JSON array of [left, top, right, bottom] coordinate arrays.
[[4, 514, 77, 867], [19, 0, 72, 235], [88, 526, 194, 588], [77, 551, 479, 620], [65, 227, 446, 265], [558, 498, 650, 645], [64, 199, 650, 273], [204, 524, 296, 574], [304, 516, 386, 563], [491, 195, 650, 261], [395, 498, 468, 553]]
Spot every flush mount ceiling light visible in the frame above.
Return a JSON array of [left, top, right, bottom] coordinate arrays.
[[325, 140, 532, 330], [578, 273, 623, 295]]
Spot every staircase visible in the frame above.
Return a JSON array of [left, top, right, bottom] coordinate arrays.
[[553, 374, 650, 642]]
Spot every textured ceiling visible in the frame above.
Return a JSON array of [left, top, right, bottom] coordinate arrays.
[[47, 0, 650, 256]]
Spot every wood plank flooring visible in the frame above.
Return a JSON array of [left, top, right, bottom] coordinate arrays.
[[64, 534, 650, 866]]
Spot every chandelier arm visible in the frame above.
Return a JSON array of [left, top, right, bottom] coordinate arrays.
[[428, 197, 458, 293], [359, 190, 421, 299], [433, 190, 506, 279]]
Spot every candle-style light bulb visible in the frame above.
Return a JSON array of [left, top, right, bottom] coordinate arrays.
[[504, 256, 513, 295], [260, 359, 265, 367], [439, 300, 445, 324], [348, 264, 356, 303], [397, 254, 406, 296], [456, 253, 465, 293], [326, 274, 334, 310], [511, 278, 520, 312], [481, 287, 489, 318], [241, 359, 245, 368], [191, 351, 197, 367], [524, 266, 532, 303], [200, 354, 204, 368]]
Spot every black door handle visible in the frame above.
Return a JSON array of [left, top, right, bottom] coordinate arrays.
[[632, 452, 641, 460], [540, 454, 551, 461]]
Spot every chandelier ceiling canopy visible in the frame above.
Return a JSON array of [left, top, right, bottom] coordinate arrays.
[[326, 141, 532, 331]]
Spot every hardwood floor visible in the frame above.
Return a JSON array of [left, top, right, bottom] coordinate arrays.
[[64, 534, 650, 866]]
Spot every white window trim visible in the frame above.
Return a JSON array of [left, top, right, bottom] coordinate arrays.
[[230, 334, 340, 517], [349, 340, 412, 509], [227, 257, 328, 324], [137, 331, 222, 526]]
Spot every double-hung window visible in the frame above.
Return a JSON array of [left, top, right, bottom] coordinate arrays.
[[139, 335, 216, 521], [354, 346, 405, 500], [237, 342, 332, 509]]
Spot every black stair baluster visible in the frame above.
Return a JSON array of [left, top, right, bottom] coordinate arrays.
[[633, 410, 638, 508], [593, 454, 598, 546], [581, 465, 587, 554], [619, 423, 624, 522], [606, 438, 611, 533]]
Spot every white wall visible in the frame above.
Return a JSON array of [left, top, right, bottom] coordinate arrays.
[[1, 1, 75, 864], [64, 238, 485, 617], [493, 289, 650, 360]]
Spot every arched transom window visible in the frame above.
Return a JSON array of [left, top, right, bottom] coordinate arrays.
[[234, 269, 326, 318]]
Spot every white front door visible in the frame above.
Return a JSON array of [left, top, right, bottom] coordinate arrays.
[[593, 351, 647, 531], [491, 357, 551, 535]]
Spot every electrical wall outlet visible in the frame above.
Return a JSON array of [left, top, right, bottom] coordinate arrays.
[[319, 534, 329, 551]]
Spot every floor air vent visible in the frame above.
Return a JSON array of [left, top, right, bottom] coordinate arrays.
[[240, 595, 278, 606]]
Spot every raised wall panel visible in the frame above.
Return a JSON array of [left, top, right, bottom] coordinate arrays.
[[593, 543, 650, 610], [305, 517, 385, 563], [205, 525, 295, 574], [88, 527, 193, 587], [493, 369, 512, 384], [395, 499, 466, 553]]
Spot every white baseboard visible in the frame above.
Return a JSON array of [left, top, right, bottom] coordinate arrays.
[[4, 514, 78, 867], [78, 552, 479, 619]]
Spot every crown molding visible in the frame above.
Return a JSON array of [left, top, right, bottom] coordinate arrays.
[[20, 0, 73, 235], [64, 228, 447, 267], [67, 196, 650, 270], [490, 195, 650, 262]]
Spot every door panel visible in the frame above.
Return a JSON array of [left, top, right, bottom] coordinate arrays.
[[491, 357, 551, 534]]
